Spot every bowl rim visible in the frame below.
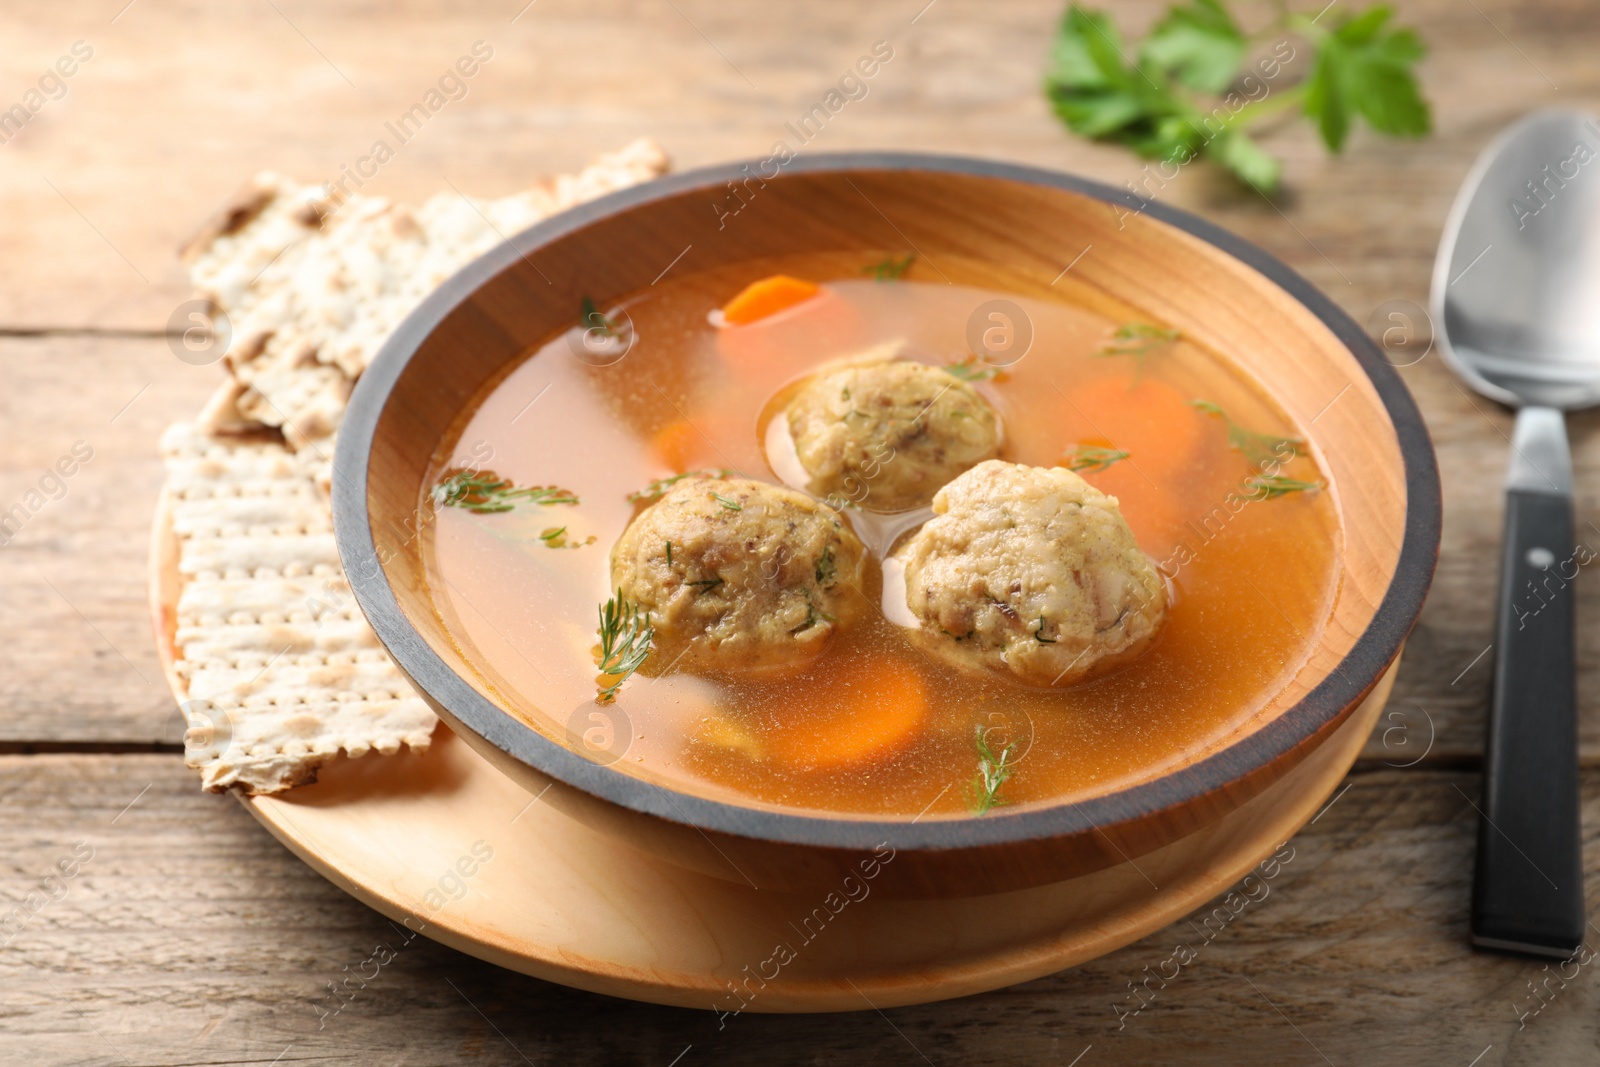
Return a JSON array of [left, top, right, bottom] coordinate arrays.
[[334, 151, 1441, 852]]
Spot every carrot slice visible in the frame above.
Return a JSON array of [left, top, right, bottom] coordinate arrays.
[[762, 654, 927, 768], [714, 286, 868, 391], [1058, 375, 1205, 488], [648, 419, 701, 471], [721, 275, 821, 325], [1054, 376, 1208, 557]]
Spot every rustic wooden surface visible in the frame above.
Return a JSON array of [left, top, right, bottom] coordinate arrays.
[[3, 0, 1600, 1062]]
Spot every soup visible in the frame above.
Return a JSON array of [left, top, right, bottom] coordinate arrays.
[[420, 251, 1341, 820]]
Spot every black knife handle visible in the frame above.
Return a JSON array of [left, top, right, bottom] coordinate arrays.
[[1472, 487, 1585, 958]]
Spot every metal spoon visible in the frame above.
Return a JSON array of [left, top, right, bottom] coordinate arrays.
[[1432, 108, 1600, 958]]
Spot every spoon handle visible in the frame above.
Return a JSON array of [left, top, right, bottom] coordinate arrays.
[[1473, 406, 1584, 958]]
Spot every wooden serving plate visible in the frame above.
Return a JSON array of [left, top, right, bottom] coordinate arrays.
[[152, 490, 1393, 1010]]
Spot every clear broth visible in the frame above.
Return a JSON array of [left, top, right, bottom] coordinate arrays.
[[422, 252, 1342, 820]]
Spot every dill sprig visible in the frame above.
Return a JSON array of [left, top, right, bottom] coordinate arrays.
[[627, 468, 735, 503], [1190, 399, 1303, 466], [864, 254, 915, 281], [580, 295, 617, 337], [595, 591, 653, 704], [433, 469, 579, 514], [1062, 443, 1129, 473], [944, 358, 1000, 382], [1099, 322, 1180, 357], [1245, 474, 1324, 500], [969, 725, 1018, 816], [1095, 322, 1180, 379], [709, 492, 743, 511]]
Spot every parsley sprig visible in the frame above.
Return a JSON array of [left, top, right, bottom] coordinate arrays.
[[1044, 1, 1430, 191]]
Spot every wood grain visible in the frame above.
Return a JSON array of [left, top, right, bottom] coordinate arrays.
[[1, 0, 1599, 1057], [0, 335, 216, 748], [0, 0, 1592, 762], [4, 754, 1599, 1065], [0, 0, 1586, 332]]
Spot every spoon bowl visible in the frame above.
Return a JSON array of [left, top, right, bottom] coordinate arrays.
[[1435, 109, 1600, 410]]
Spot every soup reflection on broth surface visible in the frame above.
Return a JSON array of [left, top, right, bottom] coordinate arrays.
[[421, 252, 1342, 820]]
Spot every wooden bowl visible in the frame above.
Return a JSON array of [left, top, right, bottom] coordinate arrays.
[[333, 154, 1440, 900]]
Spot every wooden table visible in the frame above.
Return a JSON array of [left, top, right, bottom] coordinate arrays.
[[3, 0, 1598, 1062]]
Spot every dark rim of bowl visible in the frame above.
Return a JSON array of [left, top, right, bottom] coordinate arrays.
[[334, 152, 1441, 853]]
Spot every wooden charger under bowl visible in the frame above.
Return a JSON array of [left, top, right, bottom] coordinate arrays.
[[333, 154, 1440, 900]]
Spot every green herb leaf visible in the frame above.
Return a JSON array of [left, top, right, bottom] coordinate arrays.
[[1301, 4, 1430, 153], [1043, 1, 1430, 190], [1191, 399, 1302, 466], [626, 468, 736, 504], [815, 547, 837, 585], [969, 725, 1018, 816], [709, 492, 743, 512], [1045, 7, 1197, 151], [1099, 322, 1180, 358], [595, 591, 653, 704], [1062, 443, 1130, 473], [1212, 128, 1281, 190], [433, 469, 579, 514], [579, 295, 616, 337], [864, 254, 915, 281], [1244, 473, 1324, 499], [1139, 0, 1246, 94], [944, 358, 1001, 382]]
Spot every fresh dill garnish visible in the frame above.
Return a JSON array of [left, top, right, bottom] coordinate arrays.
[[710, 492, 743, 511], [579, 295, 616, 337], [686, 576, 725, 591], [1100, 322, 1180, 357], [1062, 444, 1129, 473], [539, 526, 567, 545], [1244, 474, 1324, 499], [626, 469, 736, 503], [944, 358, 1001, 382], [1190, 399, 1303, 466], [595, 591, 653, 704], [432, 469, 579, 514], [815, 547, 836, 585], [1096, 323, 1180, 378], [1032, 614, 1058, 644], [864, 253, 915, 281], [665, 540, 673, 566], [969, 725, 1018, 816]]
